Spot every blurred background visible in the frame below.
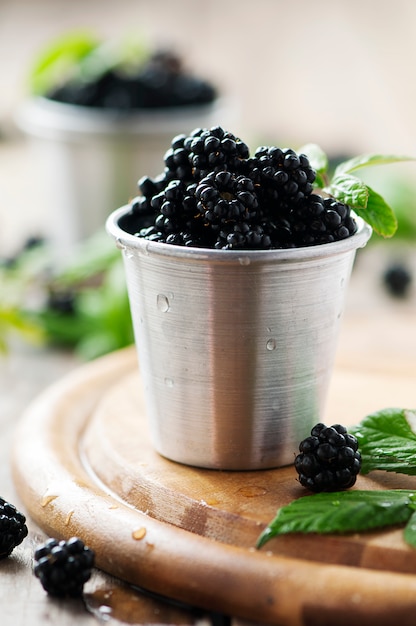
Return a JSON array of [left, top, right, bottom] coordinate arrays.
[[1, 0, 416, 360], [3, 0, 416, 248]]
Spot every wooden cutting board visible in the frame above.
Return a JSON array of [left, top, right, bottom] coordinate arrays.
[[11, 342, 416, 626]]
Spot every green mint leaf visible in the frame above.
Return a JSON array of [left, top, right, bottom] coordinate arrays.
[[298, 143, 328, 175], [351, 408, 416, 475], [334, 154, 416, 177], [324, 174, 369, 209], [353, 184, 398, 237], [30, 31, 99, 95], [256, 489, 415, 549], [404, 510, 416, 548]]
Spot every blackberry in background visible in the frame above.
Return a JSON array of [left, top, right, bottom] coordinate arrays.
[[47, 288, 77, 315], [295, 423, 362, 492], [0, 497, 28, 558], [47, 48, 217, 110], [34, 537, 95, 597], [383, 262, 412, 298]]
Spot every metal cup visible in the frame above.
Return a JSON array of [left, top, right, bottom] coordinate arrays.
[[16, 96, 230, 264], [107, 206, 372, 470]]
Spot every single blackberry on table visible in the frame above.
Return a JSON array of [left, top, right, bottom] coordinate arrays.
[[0, 497, 28, 558], [295, 423, 361, 492], [34, 537, 95, 597]]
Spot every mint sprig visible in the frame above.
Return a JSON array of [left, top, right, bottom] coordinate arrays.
[[256, 489, 416, 549], [351, 408, 416, 475], [300, 145, 416, 238], [257, 407, 416, 550]]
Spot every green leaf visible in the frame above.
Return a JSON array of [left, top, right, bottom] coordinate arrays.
[[298, 143, 328, 188], [30, 31, 99, 95], [324, 174, 369, 209], [0, 307, 44, 353], [353, 185, 397, 237], [56, 231, 120, 286], [298, 143, 328, 174], [404, 510, 416, 548], [351, 408, 416, 475], [256, 489, 416, 549], [334, 154, 416, 177]]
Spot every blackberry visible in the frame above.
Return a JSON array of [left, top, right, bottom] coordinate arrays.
[[289, 195, 357, 247], [47, 288, 76, 315], [193, 170, 265, 249], [187, 126, 250, 181], [295, 423, 361, 492], [383, 263, 412, 298], [0, 497, 28, 558], [163, 133, 195, 182], [196, 170, 258, 223], [214, 221, 272, 251], [249, 146, 316, 210], [34, 537, 95, 597], [144, 179, 202, 243]]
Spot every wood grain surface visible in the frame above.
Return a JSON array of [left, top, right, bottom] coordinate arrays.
[[4, 244, 416, 626], [10, 321, 416, 625]]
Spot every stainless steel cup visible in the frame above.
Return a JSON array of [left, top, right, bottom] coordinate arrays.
[[107, 206, 372, 470]]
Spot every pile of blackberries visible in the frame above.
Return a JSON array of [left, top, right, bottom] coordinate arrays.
[[295, 423, 362, 492], [127, 125, 357, 250], [47, 49, 217, 110]]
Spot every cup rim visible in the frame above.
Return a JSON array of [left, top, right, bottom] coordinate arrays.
[[15, 95, 227, 138], [106, 204, 373, 264]]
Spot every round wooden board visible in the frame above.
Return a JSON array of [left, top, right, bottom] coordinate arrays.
[[12, 346, 416, 626]]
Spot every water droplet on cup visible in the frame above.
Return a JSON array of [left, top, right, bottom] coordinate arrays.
[[157, 294, 170, 312], [164, 377, 174, 388], [238, 256, 251, 266], [266, 338, 277, 351]]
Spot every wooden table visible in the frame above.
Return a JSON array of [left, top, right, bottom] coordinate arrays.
[[2, 246, 416, 626]]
